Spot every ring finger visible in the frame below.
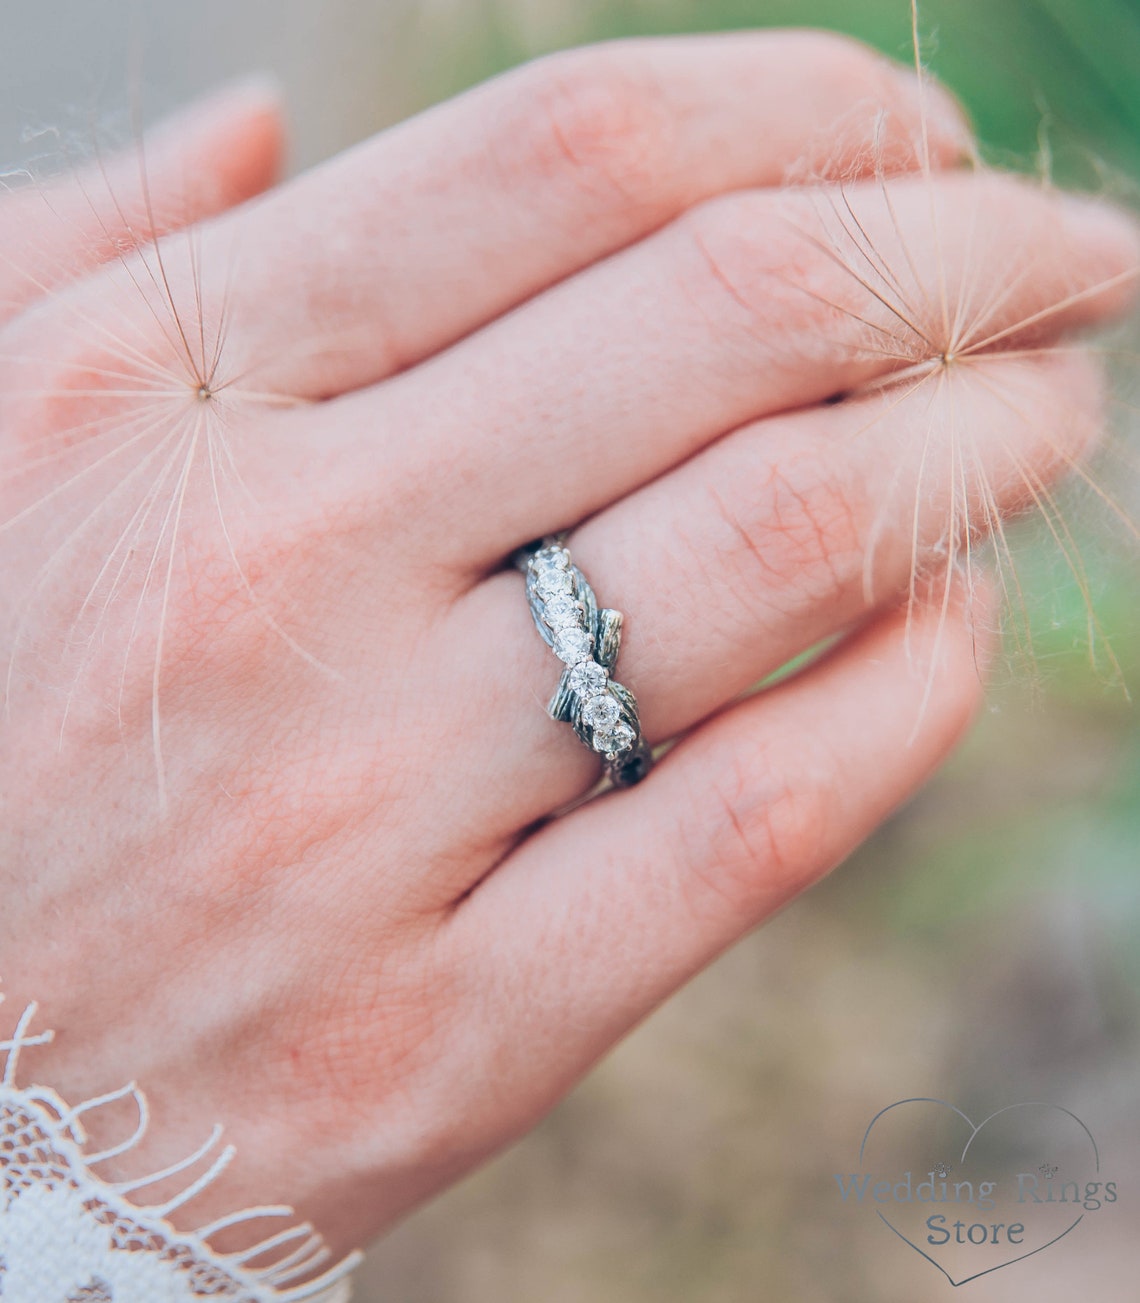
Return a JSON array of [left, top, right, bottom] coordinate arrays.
[[445, 344, 1108, 834]]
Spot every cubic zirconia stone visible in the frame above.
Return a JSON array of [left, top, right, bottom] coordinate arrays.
[[532, 547, 570, 574], [535, 569, 574, 601], [592, 720, 635, 755], [568, 661, 607, 695], [542, 596, 582, 629], [582, 694, 621, 730], [554, 626, 593, 663]]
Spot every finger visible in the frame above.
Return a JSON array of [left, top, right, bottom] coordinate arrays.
[[183, 32, 970, 398], [0, 78, 284, 321], [442, 347, 1103, 830], [345, 171, 1138, 569], [447, 579, 990, 1111]]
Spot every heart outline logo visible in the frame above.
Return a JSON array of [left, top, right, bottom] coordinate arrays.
[[856, 1098, 1100, 1287]]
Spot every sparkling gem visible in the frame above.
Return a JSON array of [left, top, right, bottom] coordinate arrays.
[[532, 547, 570, 574], [592, 721, 635, 754], [568, 661, 607, 695], [554, 626, 593, 663], [535, 569, 574, 601], [542, 596, 582, 628], [582, 694, 621, 730]]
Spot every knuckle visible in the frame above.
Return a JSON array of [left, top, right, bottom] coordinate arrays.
[[676, 747, 829, 922], [677, 193, 844, 365], [794, 29, 896, 100], [503, 47, 672, 204], [0, 310, 133, 462], [702, 444, 863, 625], [677, 199, 780, 346]]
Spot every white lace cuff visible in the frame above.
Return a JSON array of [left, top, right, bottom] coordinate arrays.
[[0, 999, 362, 1303]]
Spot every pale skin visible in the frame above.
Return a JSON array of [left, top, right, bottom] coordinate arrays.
[[0, 31, 1137, 1264]]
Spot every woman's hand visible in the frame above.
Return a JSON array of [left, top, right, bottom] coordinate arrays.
[[1, 33, 1136, 1258]]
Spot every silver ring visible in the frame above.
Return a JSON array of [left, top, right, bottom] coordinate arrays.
[[516, 537, 653, 787]]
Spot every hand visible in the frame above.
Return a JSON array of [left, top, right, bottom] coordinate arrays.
[[1, 33, 1135, 1261]]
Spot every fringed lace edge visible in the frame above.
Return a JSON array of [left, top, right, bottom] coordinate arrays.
[[0, 995, 363, 1302]]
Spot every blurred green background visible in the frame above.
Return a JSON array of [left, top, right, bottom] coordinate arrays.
[[5, 0, 1138, 1298], [420, 0, 1140, 183]]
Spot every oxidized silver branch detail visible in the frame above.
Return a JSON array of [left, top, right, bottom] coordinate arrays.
[[517, 538, 653, 787]]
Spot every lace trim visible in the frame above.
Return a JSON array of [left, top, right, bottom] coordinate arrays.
[[0, 997, 362, 1303]]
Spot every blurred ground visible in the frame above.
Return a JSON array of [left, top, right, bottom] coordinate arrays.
[[4, 2, 1139, 1299]]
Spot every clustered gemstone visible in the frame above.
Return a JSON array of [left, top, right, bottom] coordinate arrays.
[[582, 694, 620, 730], [542, 595, 582, 628], [554, 626, 593, 664], [582, 690, 633, 755], [532, 546, 570, 572], [529, 545, 636, 759], [591, 719, 634, 755], [568, 661, 607, 695], [531, 548, 594, 663], [536, 569, 574, 602]]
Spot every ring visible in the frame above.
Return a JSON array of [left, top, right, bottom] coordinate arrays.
[[516, 537, 653, 787]]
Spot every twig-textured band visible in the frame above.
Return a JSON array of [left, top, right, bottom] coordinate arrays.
[[518, 539, 653, 787]]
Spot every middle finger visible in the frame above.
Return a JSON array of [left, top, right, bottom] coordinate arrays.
[[312, 170, 1137, 573]]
